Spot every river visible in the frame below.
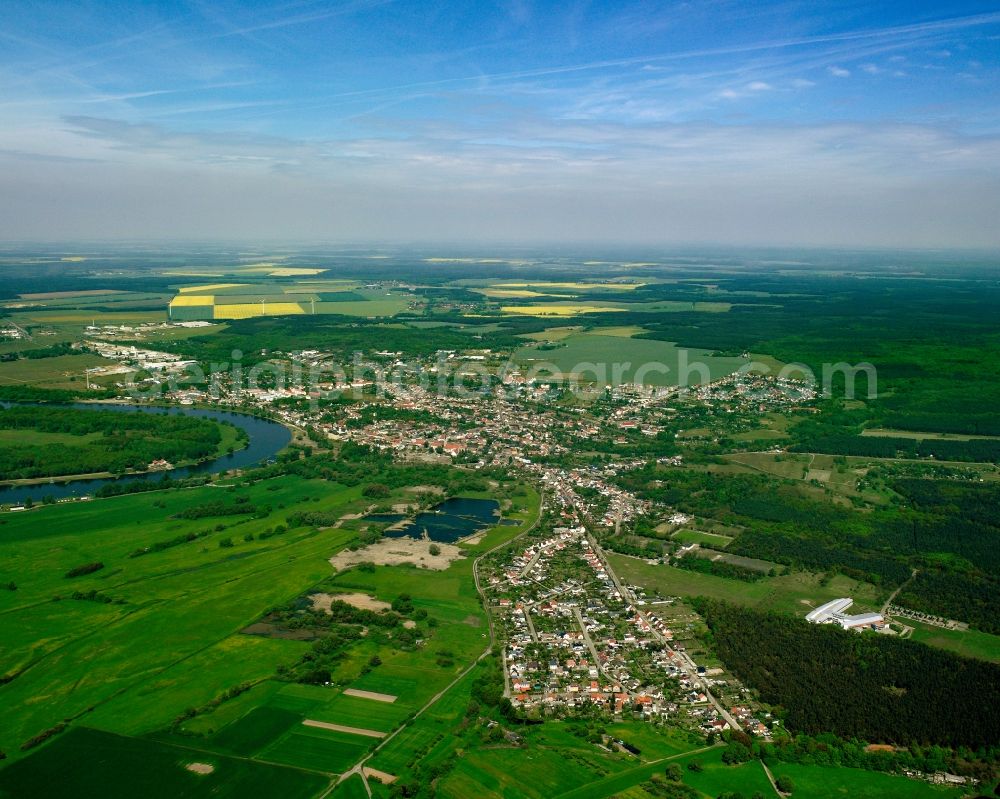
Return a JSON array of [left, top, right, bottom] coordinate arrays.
[[0, 403, 291, 504]]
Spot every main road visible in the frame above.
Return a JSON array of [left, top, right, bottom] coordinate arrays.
[[585, 532, 741, 731]]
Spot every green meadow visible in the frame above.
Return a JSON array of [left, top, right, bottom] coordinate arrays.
[[0, 726, 327, 799], [608, 554, 884, 615], [767, 762, 966, 799], [0, 475, 365, 757], [515, 331, 747, 387]]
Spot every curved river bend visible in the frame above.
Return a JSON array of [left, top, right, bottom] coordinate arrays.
[[0, 403, 291, 504]]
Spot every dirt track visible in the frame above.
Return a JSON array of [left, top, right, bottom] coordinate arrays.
[[302, 719, 386, 738]]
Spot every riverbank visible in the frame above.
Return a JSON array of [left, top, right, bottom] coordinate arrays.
[[0, 420, 248, 487], [0, 403, 290, 504]]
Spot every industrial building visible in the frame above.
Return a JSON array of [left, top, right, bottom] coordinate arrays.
[[805, 598, 885, 631]]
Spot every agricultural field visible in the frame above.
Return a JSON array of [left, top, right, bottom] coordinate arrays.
[[0, 448, 540, 794], [168, 282, 419, 321], [0, 475, 367, 757], [515, 330, 747, 386], [0, 727, 327, 799]]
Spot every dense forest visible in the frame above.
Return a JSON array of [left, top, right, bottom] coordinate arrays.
[[0, 407, 233, 480], [617, 460, 999, 628], [696, 599, 1000, 749], [792, 433, 1000, 463]]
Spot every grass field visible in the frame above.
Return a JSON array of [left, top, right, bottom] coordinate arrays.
[[210, 705, 303, 755], [767, 762, 966, 799], [904, 617, 1000, 663], [331, 774, 371, 798], [310, 692, 413, 732], [0, 726, 327, 799], [671, 530, 733, 548], [0, 428, 102, 447], [860, 428, 1000, 441], [0, 352, 121, 390], [515, 332, 747, 387], [495, 281, 646, 292], [0, 475, 366, 758], [439, 724, 703, 799], [261, 725, 374, 773], [609, 555, 884, 616]]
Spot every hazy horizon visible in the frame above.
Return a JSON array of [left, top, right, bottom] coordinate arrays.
[[2, 1, 999, 247]]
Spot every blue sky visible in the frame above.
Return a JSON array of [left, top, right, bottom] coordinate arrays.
[[1, 0, 998, 245]]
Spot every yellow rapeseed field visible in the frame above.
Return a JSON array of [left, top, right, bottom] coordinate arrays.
[[169, 295, 215, 306], [177, 283, 246, 293], [212, 302, 305, 319], [500, 304, 627, 316]]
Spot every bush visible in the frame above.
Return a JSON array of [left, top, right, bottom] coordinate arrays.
[[392, 593, 414, 614], [362, 483, 391, 498], [65, 562, 104, 579]]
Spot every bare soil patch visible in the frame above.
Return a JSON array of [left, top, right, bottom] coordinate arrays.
[[330, 537, 464, 571], [302, 719, 385, 738], [364, 767, 397, 784], [343, 688, 398, 703], [404, 485, 445, 494], [185, 762, 215, 775], [311, 592, 390, 613]]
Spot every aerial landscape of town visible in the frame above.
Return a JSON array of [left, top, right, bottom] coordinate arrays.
[[0, 246, 997, 799], [1, 1, 998, 798]]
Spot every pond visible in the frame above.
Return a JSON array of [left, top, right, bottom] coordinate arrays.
[[370, 497, 502, 543], [0, 403, 291, 504]]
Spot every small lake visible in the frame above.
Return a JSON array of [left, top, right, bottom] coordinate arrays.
[[370, 497, 502, 543], [0, 403, 291, 504]]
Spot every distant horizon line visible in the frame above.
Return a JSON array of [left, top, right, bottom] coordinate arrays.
[[0, 239, 998, 256]]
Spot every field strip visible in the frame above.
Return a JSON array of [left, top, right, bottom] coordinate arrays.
[[303, 719, 386, 738], [343, 688, 398, 703], [363, 767, 397, 784]]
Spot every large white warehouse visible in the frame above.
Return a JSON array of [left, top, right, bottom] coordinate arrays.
[[805, 598, 884, 631]]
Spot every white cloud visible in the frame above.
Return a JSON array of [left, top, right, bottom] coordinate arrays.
[[828, 66, 851, 77], [861, 64, 880, 74], [747, 81, 772, 91], [1, 113, 998, 247]]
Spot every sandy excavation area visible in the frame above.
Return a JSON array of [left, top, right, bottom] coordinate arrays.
[[310, 592, 391, 613], [330, 537, 464, 571]]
